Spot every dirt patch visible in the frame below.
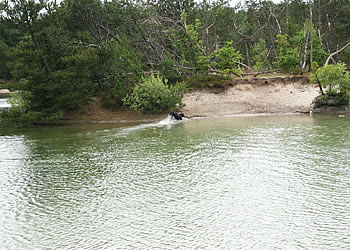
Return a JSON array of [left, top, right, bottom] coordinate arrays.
[[64, 97, 165, 123], [183, 76, 319, 117]]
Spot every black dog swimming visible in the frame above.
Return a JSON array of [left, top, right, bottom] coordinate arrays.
[[169, 111, 185, 120]]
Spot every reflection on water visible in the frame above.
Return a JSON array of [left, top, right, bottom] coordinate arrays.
[[0, 98, 10, 110], [0, 115, 349, 249]]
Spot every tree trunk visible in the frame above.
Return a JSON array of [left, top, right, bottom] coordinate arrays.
[[302, 24, 309, 72], [315, 72, 325, 95], [245, 40, 251, 68], [214, 18, 219, 53], [317, 0, 322, 35], [28, 24, 51, 74], [285, 0, 289, 34], [267, 14, 277, 58], [309, 0, 313, 70]]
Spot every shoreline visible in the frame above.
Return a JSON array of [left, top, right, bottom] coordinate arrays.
[[64, 76, 320, 124], [2, 76, 326, 125]]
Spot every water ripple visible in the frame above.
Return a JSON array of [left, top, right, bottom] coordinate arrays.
[[0, 115, 349, 249]]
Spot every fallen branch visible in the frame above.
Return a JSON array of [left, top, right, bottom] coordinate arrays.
[[234, 61, 254, 72]]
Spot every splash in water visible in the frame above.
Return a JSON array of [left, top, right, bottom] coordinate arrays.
[[121, 115, 189, 132], [158, 115, 188, 125]]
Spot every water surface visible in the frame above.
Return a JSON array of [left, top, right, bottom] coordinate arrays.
[[0, 115, 349, 249], [0, 98, 10, 110]]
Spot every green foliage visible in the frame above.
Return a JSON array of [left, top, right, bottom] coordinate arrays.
[[197, 55, 211, 74], [10, 90, 30, 108], [275, 34, 299, 73], [0, 90, 63, 124], [109, 39, 143, 83], [2, 0, 350, 122], [101, 82, 130, 110], [159, 55, 177, 79], [175, 16, 203, 70], [184, 74, 232, 88], [10, 38, 92, 113], [1, 109, 64, 124], [313, 94, 349, 108], [311, 63, 350, 99], [291, 25, 328, 69], [0, 79, 27, 91], [9, 37, 42, 80], [251, 39, 271, 71], [213, 41, 243, 74], [123, 74, 186, 113], [0, 39, 12, 80], [340, 47, 350, 65]]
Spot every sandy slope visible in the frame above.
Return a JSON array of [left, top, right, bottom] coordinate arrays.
[[182, 78, 320, 117]]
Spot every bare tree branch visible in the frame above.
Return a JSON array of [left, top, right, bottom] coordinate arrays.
[[324, 41, 350, 66], [269, 7, 281, 34]]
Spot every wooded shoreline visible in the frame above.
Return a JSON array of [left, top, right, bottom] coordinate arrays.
[[62, 75, 321, 124], [1, 0, 350, 123]]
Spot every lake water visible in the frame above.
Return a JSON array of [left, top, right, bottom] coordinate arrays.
[[0, 98, 10, 110], [0, 115, 349, 249]]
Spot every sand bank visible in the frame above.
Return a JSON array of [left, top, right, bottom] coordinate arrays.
[[182, 76, 319, 117]]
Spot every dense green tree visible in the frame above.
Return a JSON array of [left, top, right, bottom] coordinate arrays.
[[275, 34, 299, 73], [251, 39, 271, 71], [0, 39, 12, 80], [213, 41, 243, 74]]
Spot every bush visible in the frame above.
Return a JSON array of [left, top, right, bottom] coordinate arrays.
[[311, 63, 350, 99], [313, 94, 349, 108], [123, 74, 186, 113]]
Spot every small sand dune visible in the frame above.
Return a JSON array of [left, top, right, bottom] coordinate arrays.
[[183, 76, 320, 117]]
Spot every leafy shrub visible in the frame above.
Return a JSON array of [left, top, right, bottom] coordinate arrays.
[[312, 94, 349, 108], [311, 63, 350, 99], [123, 74, 186, 113]]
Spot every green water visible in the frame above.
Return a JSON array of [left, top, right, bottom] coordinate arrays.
[[0, 115, 349, 249]]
